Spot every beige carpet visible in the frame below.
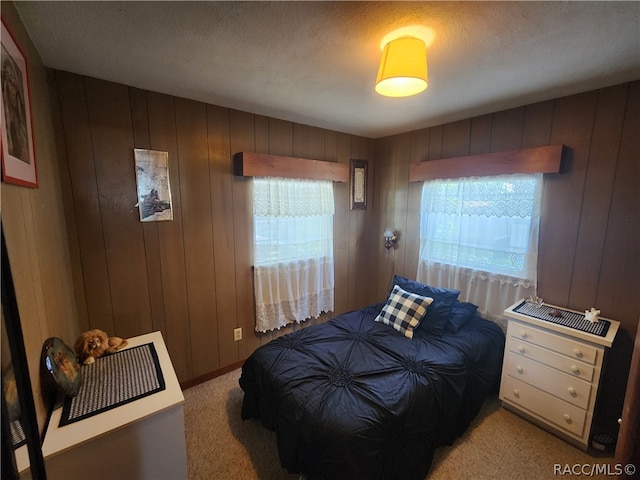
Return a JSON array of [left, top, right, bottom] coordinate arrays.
[[184, 368, 615, 480]]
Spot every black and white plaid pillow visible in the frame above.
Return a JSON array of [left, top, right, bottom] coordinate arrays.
[[375, 285, 433, 338]]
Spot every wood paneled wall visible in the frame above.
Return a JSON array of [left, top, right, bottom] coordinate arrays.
[[49, 71, 377, 383], [373, 81, 640, 434], [1, 2, 79, 431]]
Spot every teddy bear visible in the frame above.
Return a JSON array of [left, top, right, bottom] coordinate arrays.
[[74, 329, 128, 365]]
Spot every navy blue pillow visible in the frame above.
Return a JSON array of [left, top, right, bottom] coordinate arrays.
[[446, 301, 479, 332], [390, 275, 460, 335], [390, 275, 460, 298]]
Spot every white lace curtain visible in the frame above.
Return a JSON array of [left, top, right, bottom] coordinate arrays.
[[253, 177, 335, 332], [417, 173, 543, 320]]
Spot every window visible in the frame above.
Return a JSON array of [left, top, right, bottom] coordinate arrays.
[[252, 177, 334, 332], [417, 173, 542, 319]]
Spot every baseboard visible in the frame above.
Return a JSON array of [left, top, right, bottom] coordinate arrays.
[[180, 359, 246, 390]]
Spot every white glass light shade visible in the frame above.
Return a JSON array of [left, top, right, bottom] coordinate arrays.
[[375, 37, 428, 97]]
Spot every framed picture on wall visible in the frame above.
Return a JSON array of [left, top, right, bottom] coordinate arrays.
[[134, 148, 173, 222], [0, 19, 38, 188], [350, 159, 368, 210]]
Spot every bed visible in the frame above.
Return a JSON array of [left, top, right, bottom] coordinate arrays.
[[239, 275, 505, 479]]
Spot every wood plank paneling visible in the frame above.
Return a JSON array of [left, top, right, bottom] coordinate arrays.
[[490, 107, 525, 151], [364, 137, 379, 304], [393, 133, 411, 279], [268, 118, 293, 156], [49, 70, 89, 333], [208, 104, 237, 367], [175, 97, 216, 379], [570, 85, 628, 311], [230, 110, 259, 354], [469, 115, 492, 155], [325, 131, 338, 163], [522, 101, 554, 148], [308, 126, 325, 161], [374, 136, 397, 300], [428, 125, 443, 160], [346, 159, 360, 309], [598, 82, 639, 322], [347, 140, 362, 310], [334, 133, 351, 314], [351, 136, 374, 309], [442, 119, 471, 158], [146, 92, 191, 374], [293, 123, 307, 158], [591, 84, 639, 430], [55, 72, 114, 333], [129, 88, 167, 337], [404, 130, 430, 279], [24, 95, 74, 347], [85, 77, 151, 339], [539, 91, 598, 307]]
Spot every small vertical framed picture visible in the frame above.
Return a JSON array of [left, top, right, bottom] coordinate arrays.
[[1, 19, 37, 188], [134, 148, 173, 222], [350, 159, 368, 210]]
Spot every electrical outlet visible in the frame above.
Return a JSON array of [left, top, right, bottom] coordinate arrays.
[[233, 327, 242, 341]]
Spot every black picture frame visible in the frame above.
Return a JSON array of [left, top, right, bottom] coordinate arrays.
[[350, 159, 368, 210]]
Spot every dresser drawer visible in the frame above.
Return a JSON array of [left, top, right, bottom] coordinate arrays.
[[502, 376, 587, 437], [508, 320, 599, 365], [508, 339, 595, 382], [505, 352, 592, 409]]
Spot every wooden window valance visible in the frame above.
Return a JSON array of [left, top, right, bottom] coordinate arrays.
[[234, 152, 349, 182], [409, 144, 564, 182]]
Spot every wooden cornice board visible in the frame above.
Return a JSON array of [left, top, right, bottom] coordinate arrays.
[[409, 144, 564, 182], [234, 151, 349, 182]]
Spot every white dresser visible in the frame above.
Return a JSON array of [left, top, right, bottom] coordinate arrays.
[[499, 300, 619, 451], [38, 331, 187, 480]]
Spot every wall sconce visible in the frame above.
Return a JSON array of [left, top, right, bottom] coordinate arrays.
[[375, 36, 428, 98], [383, 228, 397, 250]]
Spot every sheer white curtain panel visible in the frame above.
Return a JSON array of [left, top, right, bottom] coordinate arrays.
[[253, 177, 335, 332], [417, 173, 543, 320]]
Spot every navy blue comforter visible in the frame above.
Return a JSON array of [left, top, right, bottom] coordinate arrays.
[[240, 303, 505, 480]]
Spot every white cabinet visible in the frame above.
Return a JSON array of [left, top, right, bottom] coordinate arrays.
[[39, 331, 187, 480], [499, 300, 619, 451]]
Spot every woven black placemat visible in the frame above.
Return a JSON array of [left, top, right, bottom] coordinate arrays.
[[11, 418, 25, 449], [513, 301, 610, 337], [59, 343, 165, 426]]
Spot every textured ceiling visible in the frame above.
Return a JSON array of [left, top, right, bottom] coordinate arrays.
[[14, 1, 640, 138]]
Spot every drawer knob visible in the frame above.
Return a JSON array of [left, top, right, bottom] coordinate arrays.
[[516, 365, 524, 374], [571, 365, 580, 375], [568, 386, 577, 396], [564, 414, 572, 424], [513, 389, 520, 398], [520, 331, 528, 339], [518, 345, 526, 354], [573, 348, 583, 358]]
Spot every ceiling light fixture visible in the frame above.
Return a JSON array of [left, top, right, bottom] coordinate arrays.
[[375, 36, 428, 98]]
